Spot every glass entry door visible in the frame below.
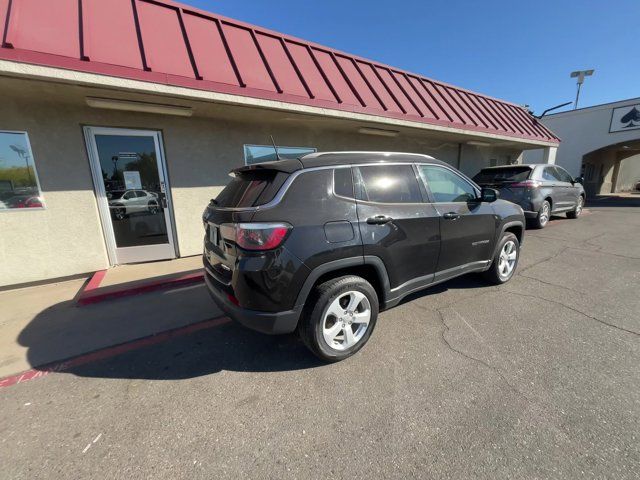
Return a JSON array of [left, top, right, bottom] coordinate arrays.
[[84, 127, 176, 265]]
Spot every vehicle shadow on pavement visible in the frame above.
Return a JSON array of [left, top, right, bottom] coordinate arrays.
[[65, 323, 324, 381], [16, 284, 324, 382], [17, 274, 496, 383], [60, 276, 492, 382], [396, 274, 492, 307]]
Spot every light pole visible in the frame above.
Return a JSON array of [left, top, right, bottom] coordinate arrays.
[[10, 144, 33, 186], [570, 69, 594, 109]]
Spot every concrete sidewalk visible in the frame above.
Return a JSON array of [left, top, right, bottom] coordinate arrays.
[[77, 256, 204, 305], [0, 258, 219, 379]]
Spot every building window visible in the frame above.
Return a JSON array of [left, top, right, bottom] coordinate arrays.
[[243, 144, 316, 165], [0, 132, 44, 210]]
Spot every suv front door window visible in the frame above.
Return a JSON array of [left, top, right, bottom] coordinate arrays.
[[417, 164, 495, 277], [354, 164, 440, 289]]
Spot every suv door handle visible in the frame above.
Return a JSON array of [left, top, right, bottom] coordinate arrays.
[[366, 215, 393, 225], [443, 212, 460, 220]]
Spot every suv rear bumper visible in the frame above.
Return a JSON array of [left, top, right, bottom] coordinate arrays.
[[204, 270, 301, 335]]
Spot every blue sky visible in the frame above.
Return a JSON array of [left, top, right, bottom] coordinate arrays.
[[182, 0, 639, 115]]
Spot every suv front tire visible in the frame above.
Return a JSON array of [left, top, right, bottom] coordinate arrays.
[[483, 232, 520, 285], [299, 275, 379, 362]]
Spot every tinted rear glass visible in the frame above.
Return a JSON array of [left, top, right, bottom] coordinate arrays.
[[214, 170, 285, 208], [473, 167, 531, 183]]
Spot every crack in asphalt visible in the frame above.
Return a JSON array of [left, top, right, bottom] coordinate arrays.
[[500, 289, 640, 337], [517, 246, 570, 275], [516, 271, 583, 293], [570, 246, 640, 261], [436, 308, 529, 401]]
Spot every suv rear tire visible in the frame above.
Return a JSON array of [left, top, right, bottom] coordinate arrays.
[[299, 275, 379, 362], [483, 232, 520, 285], [566, 195, 584, 219], [531, 200, 551, 229]]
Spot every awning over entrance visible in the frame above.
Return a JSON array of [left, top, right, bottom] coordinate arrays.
[[0, 0, 559, 145]]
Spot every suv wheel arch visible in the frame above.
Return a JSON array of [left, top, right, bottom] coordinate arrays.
[[491, 221, 524, 261], [294, 256, 390, 311]]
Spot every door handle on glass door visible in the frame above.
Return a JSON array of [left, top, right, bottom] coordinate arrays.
[[366, 215, 393, 225], [443, 212, 460, 220]]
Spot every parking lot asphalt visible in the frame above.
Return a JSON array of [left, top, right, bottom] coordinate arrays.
[[1, 204, 639, 479]]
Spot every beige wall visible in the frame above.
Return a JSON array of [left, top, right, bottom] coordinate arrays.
[[0, 77, 526, 287], [615, 153, 640, 192]]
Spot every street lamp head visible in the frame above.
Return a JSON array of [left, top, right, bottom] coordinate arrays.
[[570, 69, 595, 109], [570, 69, 595, 83], [9, 144, 26, 155]]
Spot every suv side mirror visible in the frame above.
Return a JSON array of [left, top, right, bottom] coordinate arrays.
[[573, 176, 584, 185], [480, 187, 499, 202]]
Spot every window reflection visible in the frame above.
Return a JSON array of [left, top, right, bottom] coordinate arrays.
[[0, 132, 43, 210], [94, 135, 168, 248], [244, 145, 316, 165]]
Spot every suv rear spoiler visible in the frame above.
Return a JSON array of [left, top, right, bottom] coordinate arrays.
[[232, 158, 303, 176]]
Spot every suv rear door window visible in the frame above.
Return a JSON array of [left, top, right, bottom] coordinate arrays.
[[418, 165, 477, 203], [355, 165, 422, 203], [473, 166, 531, 184]]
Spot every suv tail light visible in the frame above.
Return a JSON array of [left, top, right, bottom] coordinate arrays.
[[227, 223, 292, 251], [510, 179, 541, 188]]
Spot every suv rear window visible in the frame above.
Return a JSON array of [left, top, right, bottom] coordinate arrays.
[[473, 167, 531, 184], [214, 170, 287, 208]]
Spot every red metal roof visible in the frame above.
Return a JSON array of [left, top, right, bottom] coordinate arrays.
[[0, 0, 559, 143]]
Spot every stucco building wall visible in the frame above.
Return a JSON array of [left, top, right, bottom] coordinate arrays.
[[1, 77, 527, 287]]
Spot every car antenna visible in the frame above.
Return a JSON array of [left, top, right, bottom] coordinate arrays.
[[270, 135, 282, 161]]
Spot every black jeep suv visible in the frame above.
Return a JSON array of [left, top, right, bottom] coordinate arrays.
[[203, 152, 525, 361]]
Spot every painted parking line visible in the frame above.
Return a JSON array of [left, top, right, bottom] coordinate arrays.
[[0, 315, 231, 389]]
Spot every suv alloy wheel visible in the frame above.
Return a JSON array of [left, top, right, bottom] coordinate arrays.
[[299, 276, 379, 362], [483, 232, 520, 284], [533, 200, 550, 229], [566, 196, 584, 219]]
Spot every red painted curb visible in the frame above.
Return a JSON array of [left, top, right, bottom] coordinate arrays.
[[83, 269, 107, 293], [77, 271, 205, 306], [0, 316, 231, 389]]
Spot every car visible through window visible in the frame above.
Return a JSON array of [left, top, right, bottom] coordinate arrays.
[[418, 165, 477, 202], [473, 166, 532, 184]]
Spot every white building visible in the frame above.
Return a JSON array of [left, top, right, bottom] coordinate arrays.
[[524, 98, 640, 196]]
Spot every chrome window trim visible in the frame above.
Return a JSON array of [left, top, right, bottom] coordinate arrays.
[[213, 160, 476, 211]]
